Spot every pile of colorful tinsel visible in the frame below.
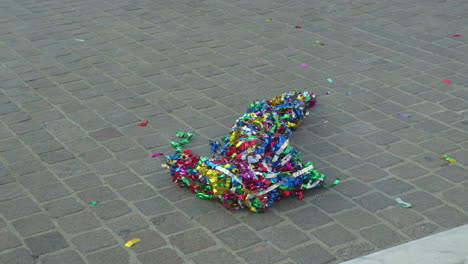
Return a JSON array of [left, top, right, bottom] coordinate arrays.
[[165, 90, 329, 212]]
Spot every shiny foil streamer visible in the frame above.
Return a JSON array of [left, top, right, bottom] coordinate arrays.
[[165, 90, 327, 212]]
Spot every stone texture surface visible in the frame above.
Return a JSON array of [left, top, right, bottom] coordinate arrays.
[[1, 0, 468, 263]]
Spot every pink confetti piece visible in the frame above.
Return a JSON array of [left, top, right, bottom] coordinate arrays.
[[295, 26, 302, 29], [325, 91, 331, 95], [138, 120, 149, 126], [152, 153, 163, 157], [397, 112, 411, 118], [442, 79, 452, 84], [452, 34, 461, 37], [301, 63, 308, 67]]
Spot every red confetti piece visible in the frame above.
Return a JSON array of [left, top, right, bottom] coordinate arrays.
[[152, 153, 163, 157], [442, 79, 452, 84], [452, 34, 461, 37], [295, 26, 302, 29], [138, 120, 149, 126]]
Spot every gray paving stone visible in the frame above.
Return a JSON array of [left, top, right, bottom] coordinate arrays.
[[217, 226, 261, 250], [364, 131, 401, 146], [335, 242, 375, 261], [0, 248, 35, 264], [312, 191, 355, 214], [118, 184, 156, 201], [377, 206, 424, 229], [89, 127, 124, 142], [347, 142, 384, 158], [65, 173, 102, 191], [287, 205, 334, 230], [402, 222, 440, 240], [12, 214, 55, 237], [169, 228, 216, 254], [194, 210, 238, 233], [78, 147, 112, 163], [334, 179, 372, 198], [134, 196, 174, 216], [44, 197, 84, 218], [400, 191, 443, 212], [0, 197, 41, 220], [0, 183, 26, 202], [350, 163, 388, 182], [123, 229, 166, 253], [137, 248, 184, 264], [389, 163, 429, 180], [24, 231, 68, 256], [192, 248, 240, 264], [435, 165, 467, 183], [0, 231, 21, 251], [260, 224, 309, 250], [365, 152, 403, 168], [354, 192, 393, 213], [41, 250, 86, 264], [238, 243, 286, 264], [39, 149, 75, 164], [312, 223, 357, 247], [412, 175, 454, 193], [424, 205, 468, 228], [29, 183, 70, 202], [86, 246, 130, 264], [372, 178, 415, 195], [288, 244, 334, 264], [72, 229, 117, 253], [442, 187, 468, 212], [57, 211, 101, 234], [360, 224, 404, 249], [107, 214, 148, 237], [92, 200, 132, 220]]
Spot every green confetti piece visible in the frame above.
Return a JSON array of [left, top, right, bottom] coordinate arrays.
[[327, 78, 334, 83], [74, 38, 85, 42], [395, 198, 412, 208], [91, 201, 98, 206], [332, 178, 340, 185]]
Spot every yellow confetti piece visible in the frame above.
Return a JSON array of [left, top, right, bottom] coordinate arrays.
[[125, 238, 141, 247], [315, 41, 324, 45], [444, 154, 456, 163], [265, 18, 272, 21]]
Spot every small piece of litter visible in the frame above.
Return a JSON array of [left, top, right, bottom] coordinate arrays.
[[347, 91, 352, 96], [325, 91, 331, 95], [444, 154, 457, 163], [265, 18, 272, 22], [397, 112, 411, 118], [124, 238, 141, 248], [301, 63, 308, 67], [138, 120, 149, 126], [305, 111, 310, 116], [442, 79, 452, 84], [395, 198, 412, 208], [91, 201, 98, 206], [326, 78, 333, 83], [315, 41, 324, 45], [74, 39, 85, 42], [332, 178, 340, 185], [452, 34, 461, 37], [152, 153, 163, 157], [161, 164, 167, 168], [295, 25, 302, 29]]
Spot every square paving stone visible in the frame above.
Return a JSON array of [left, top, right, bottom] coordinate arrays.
[[350, 163, 388, 182], [50, 159, 91, 178], [29, 182, 70, 202], [412, 175, 453, 193], [86, 246, 130, 264], [89, 127, 124, 142], [12, 213, 55, 236], [260, 224, 309, 250], [312, 223, 357, 247], [365, 152, 403, 168], [78, 147, 112, 163], [326, 153, 363, 169], [45, 197, 84, 218], [92, 200, 132, 220], [137, 248, 184, 264], [0, 183, 26, 202], [72, 229, 117, 253], [0, 197, 41, 220], [335, 208, 380, 230], [435, 165, 467, 183], [25, 231, 68, 256], [400, 191, 443, 212], [354, 192, 393, 212], [19, 170, 58, 189], [335, 242, 375, 261], [92, 159, 128, 175], [359, 224, 404, 249], [41, 250, 86, 264], [312, 191, 355, 214], [104, 171, 141, 189], [124, 229, 166, 253], [118, 184, 157, 201], [108, 214, 149, 237], [334, 179, 372, 198], [192, 248, 240, 264], [134, 196, 174, 216], [377, 206, 424, 229], [442, 187, 468, 211], [425, 205, 468, 228], [58, 211, 101, 234], [0, 231, 21, 251], [77, 186, 116, 204], [288, 244, 335, 264], [175, 197, 220, 218], [287, 205, 334, 230], [0, 248, 35, 264], [239, 243, 286, 264], [389, 163, 429, 179], [364, 131, 400, 146], [347, 142, 384, 158], [402, 222, 440, 240], [195, 210, 239, 233], [169, 228, 216, 254], [372, 178, 415, 195], [217, 226, 262, 250], [65, 173, 102, 191]]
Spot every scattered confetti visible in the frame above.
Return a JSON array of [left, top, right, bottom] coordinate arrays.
[[442, 79, 452, 84], [125, 238, 141, 247], [326, 78, 334, 83], [295, 25, 302, 29], [74, 39, 85, 42], [138, 120, 149, 126], [265, 18, 272, 22], [163, 91, 336, 212], [315, 41, 324, 45], [325, 91, 331, 95], [444, 154, 457, 163], [397, 112, 411, 118], [152, 153, 163, 157], [91, 201, 98, 206], [395, 198, 412, 208], [301, 63, 308, 67], [452, 34, 461, 37]]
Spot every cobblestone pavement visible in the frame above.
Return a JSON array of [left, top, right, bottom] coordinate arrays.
[[0, 0, 467, 263]]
